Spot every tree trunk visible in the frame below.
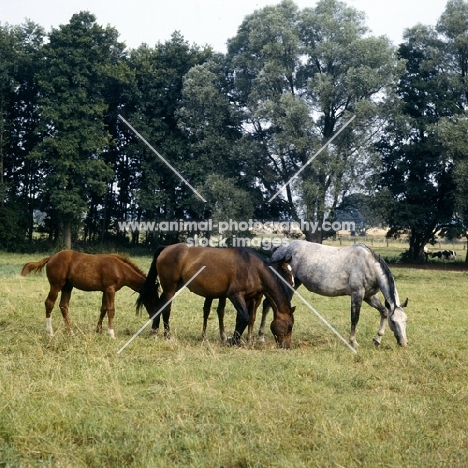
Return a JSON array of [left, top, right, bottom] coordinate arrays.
[[63, 222, 72, 249], [305, 228, 323, 243], [409, 230, 426, 262]]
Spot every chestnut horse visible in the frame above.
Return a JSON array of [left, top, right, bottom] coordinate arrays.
[[136, 244, 295, 348], [21, 250, 155, 338], [201, 261, 294, 344]]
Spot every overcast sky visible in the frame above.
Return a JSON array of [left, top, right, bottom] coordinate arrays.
[[1, 0, 450, 51]]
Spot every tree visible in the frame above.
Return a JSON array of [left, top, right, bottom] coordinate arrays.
[[121, 33, 212, 245], [374, 1, 468, 261], [176, 58, 261, 237], [433, 0, 468, 259], [0, 21, 45, 244], [34, 12, 124, 248], [225, 0, 399, 242]]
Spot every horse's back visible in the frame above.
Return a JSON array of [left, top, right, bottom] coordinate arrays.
[[273, 241, 379, 297], [157, 244, 265, 296], [46, 250, 125, 291]]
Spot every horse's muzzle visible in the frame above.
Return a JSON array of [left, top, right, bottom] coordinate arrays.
[[276, 342, 291, 350]]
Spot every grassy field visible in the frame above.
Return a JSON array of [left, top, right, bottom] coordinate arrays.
[[1, 250, 468, 467]]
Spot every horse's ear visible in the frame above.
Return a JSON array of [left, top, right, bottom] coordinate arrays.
[[401, 298, 408, 308], [291, 306, 296, 314]]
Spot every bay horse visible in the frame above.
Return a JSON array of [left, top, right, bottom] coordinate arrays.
[[201, 261, 294, 344], [136, 244, 295, 348], [267, 240, 408, 348], [21, 250, 155, 338]]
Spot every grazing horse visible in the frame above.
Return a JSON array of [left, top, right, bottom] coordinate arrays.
[[201, 262, 294, 343], [21, 250, 155, 338], [268, 240, 408, 348], [136, 244, 295, 348]]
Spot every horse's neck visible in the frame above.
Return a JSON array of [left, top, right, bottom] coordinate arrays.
[[260, 267, 289, 311], [374, 262, 398, 308], [123, 265, 146, 292]]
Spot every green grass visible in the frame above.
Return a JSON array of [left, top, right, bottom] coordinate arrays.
[[1, 252, 468, 467]]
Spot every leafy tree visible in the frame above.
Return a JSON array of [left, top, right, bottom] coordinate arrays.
[[176, 58, 262, 235], [121, 33, 212, 244], [436, 0, 468, 260], [0, 21, 45, 243], [225, 0, 400, 241], [0, 23, 15, 208], [375, 0, 468, 261], [34, 12, 125, 248]]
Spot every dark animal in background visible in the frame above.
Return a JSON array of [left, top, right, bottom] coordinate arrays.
[[21, 250, 155, 338], [431, 250, 456, 261]]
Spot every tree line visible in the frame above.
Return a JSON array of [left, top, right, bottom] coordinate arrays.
[[1, 0, 468, 261]]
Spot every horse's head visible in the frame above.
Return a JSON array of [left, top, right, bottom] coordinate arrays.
[[388, 298, 408, 347], [270, 306, 295, 349], [136, 280, 160, 317]]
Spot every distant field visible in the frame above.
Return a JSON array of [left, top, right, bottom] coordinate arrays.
[[325, 233, 466, 263], [1, 251, 467, 467]]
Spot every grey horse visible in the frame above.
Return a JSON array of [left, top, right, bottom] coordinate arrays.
[[262, 240, 408, 348]]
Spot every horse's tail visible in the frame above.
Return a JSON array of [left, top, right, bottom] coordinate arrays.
[[21, 257, 51, 276], [135, 246, 166, 315]]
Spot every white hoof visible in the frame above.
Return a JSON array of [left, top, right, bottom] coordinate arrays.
[[45, 318, 54, 336], [106, 328, 115, 339]]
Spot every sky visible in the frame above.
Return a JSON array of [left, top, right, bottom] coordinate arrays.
[[1, 0, 450, 52]]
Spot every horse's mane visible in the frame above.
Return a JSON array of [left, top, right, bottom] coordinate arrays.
[[110, 254, 146, 277], [270, 265, 294, 303], [358, 244, 397, 305]]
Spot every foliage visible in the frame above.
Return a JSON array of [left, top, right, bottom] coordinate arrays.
[[1, 1, 468, 256], [119, 33, 213, 245], [33, 12, 126, 248], [225, 0, 400, 241], [374, 1, 468, 261]]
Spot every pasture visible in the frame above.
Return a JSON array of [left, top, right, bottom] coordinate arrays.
[[1, 251, 467, 467]]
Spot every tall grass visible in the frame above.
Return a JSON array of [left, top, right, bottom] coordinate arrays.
[[1, 252, 467, 467]]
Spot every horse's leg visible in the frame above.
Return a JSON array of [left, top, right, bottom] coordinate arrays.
[[202, 297, 213, 339], [246, 294, 263, 345], [161, 295, 172, 339], [246, 299, 255, 345], [98, 290, 116, 339], [96, 299, 107, 334], [58, 284, 73, 335], [152, 291, 174, 339], [44, 285, 60, 336], [364, 294, 389, 347], [258, 298, 271, 343], [150, 311, 161, 336], [349, 291, 364, 348], [107, 290, 117, 338], [228, 293, 249, 346], [216, 297, 227, 342]]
